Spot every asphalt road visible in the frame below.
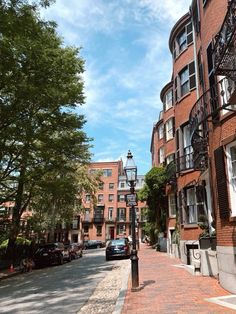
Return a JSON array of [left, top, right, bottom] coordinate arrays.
[[0, 248, 119, 314]]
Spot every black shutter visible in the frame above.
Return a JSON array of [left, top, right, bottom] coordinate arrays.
[[178, 191, 183, 224], [174, 76, 178, 103], [189, 61, 196, 89], [172, 117, 175, 136], [214, 146, 229, 219], [186, 23, 193, 45]]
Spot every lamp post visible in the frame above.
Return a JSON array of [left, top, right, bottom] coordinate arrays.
[[124, 150, 139, 291]]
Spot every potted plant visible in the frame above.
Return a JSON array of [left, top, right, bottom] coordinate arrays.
[[198, 215, 216, 250]]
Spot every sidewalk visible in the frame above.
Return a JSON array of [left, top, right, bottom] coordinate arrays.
[[122, 244, 236, 313]]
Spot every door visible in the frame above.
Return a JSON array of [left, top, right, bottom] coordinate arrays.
[[110, 227, 115, 240]]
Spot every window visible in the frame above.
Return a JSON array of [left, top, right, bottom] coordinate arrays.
[[109, 183, 114, 189], [120, 181, 125, 188], [98, 194, 103, 203], [185, 188, 198, 224], [103, 169, 112, 177], [165, 118, 175, 141], [159, 146, 165, 164], [173, 22, 193, 59], [96, 225, 102, 236], [180, 67, 189, 97], [219, 76, 236, 115], [166, 154, 175, 165], [177, 62, 196, 98], [165, 90, 173, 111], [84, 209, 90, 221], [168, 194, 176, 217], [99, 182, 104, 190], [108, 194, 114, 202], [226, 141, 236, 217], [158, 123, 164, 139], [85, 194, 91, 203], [108, 207, 113, 220], [117, 208, 126, 221], [72, 218, 79, 229], [117, 224, 126, 235], [177, 28, 187, 53], [183, 124, 193, 169], [118, 194, 125, 202]]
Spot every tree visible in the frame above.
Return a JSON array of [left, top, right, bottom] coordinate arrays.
[[27, 165, 102, 242], [138, 166, 167, 244], [0, 0, 91, 257]]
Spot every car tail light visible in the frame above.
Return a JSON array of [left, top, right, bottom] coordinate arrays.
[[124, 246, 128, 250]]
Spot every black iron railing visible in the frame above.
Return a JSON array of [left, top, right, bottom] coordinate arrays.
[[93, 216, 104, 224], [213, 0, 236, 80], [189, 77, 235, 170], [176, 150, 194, 173]]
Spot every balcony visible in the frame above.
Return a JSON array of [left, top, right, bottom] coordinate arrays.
[[166, 161, 176, 185], [105, 218, 115, 223], [213, 0, 236, 81], [176, 148, 194, 173], [189, 77, 236, 170], [93, 216, 104, 224]]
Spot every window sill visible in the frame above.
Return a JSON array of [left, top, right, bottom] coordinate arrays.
[[183, 224, 199, 229]]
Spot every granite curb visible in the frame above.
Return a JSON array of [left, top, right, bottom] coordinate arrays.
[[112, 263, 130, 314]]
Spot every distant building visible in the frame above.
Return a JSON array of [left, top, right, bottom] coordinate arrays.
[[80, 160, 147, 243]]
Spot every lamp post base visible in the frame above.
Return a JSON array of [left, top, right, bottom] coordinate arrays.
[[130, 249, 139, 290]]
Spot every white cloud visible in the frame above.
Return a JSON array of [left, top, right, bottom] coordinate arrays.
[[41, 0, 191, 174]]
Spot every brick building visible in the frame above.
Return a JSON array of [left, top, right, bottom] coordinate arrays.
[[151, 0, 236, 293], [80, 160, 147, 243]]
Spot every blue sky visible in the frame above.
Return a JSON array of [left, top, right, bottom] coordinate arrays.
[[42, 0, 191, 175]]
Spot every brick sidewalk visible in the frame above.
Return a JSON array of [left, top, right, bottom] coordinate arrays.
[[122, 244, 235, 314]]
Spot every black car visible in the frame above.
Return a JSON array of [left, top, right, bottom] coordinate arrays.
[[105, 239, 131, 261], [33, 243, 64, 267], [84, 240, 105, 249]]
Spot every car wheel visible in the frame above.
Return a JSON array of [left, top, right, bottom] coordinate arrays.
[[58, 255, 63, 265], [105, 255, 109, 261]]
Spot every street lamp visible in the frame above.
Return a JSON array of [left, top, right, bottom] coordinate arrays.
[[124, 150, 139, 291]]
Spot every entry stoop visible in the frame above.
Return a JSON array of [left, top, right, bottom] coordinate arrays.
[[184, 261, 201, 276]]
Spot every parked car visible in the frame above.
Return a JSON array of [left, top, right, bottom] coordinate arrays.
[[84, 240, 105, 249], [33, 243, 64, 267], [105, 238, 131, 261], [66, 243, 83, 259]]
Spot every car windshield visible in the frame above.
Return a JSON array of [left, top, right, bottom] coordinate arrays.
[[110, 240, 125, 245]]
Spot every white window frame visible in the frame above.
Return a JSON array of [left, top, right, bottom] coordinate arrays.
[[108, 207, 113, 220], [183, 124, 193, 169], [168, 193, 176, 217], [180, 67, 189, 97], [117, 224, 126, 235], [186, 188, 198, 224], [108, 194, 114, 202], [117, 208, 126, 221], [159, 123, 164, 139], [98, 194, 103, 203], [166, 118, 174, 141], [159, 146, 165, 164], [226, 140, 236, 217], [165, 90, 173, 111], [166, 154, 174, 165]]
